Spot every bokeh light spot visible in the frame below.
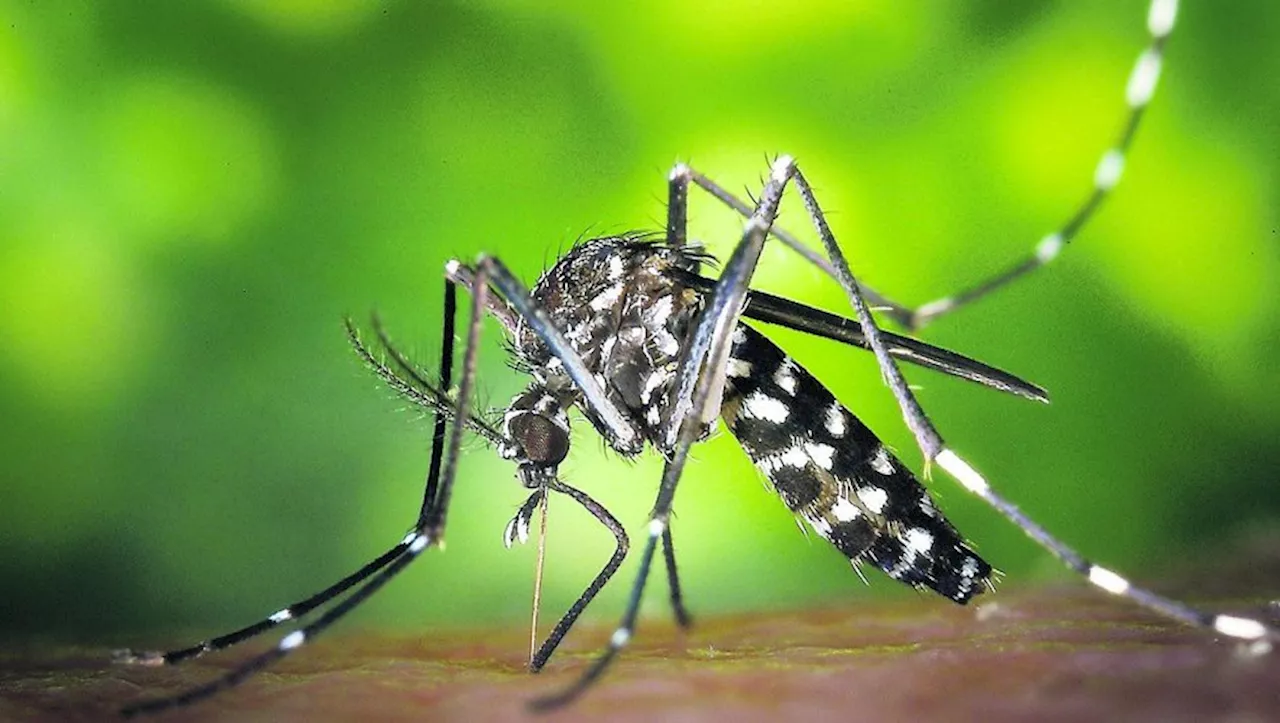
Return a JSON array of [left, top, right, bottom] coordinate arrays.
[[991, 42, 1124, 212], [98, 73, 277, 249], [1100, 134, 1276, 392], [0, 228, 155, 414]]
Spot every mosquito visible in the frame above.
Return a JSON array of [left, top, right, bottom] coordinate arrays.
[[116, 0, 1274, 715]]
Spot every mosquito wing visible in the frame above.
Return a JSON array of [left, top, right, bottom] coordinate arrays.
[[674, 269, 1047, 403]]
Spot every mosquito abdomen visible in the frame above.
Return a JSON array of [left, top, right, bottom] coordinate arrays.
[[721, 323, 991, 603]]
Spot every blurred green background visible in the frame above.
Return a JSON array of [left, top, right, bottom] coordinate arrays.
[[2, 0, 1278, 648]]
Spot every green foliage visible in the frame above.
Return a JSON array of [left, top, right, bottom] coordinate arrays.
[[1, 1, 1277, 639]]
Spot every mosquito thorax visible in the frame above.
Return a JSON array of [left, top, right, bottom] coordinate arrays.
[[512, 235, 711, 457]]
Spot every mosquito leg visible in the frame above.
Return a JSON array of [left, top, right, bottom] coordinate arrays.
[[678, 1, 1177, 333], [665, 162, 689, 249], [661, 526, 692, 629], [416, 277, 457, 520], [903, 0, 1179, 330], [120, 264, 489, 717], [626, 173, 700, 626], [930, 451, 1277, 646], [788, 163, 947, 461], [529, 480, 630, 672], [533, 156, 796, 710], [116, 283, 467, 676], [444, 259, 520, 333], [113, 542, 411, 669], [785, 158, 1276, 649], [670, 162, 910, 318]]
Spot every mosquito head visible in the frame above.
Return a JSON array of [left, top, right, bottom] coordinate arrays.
[[500, 387, 573, 490], [509, 413, 570, 489]]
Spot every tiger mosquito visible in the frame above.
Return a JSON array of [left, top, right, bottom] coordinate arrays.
[[117, 0, 1276, 715]]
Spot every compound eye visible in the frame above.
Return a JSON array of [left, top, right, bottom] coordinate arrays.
[[508, 413, 570, 467]]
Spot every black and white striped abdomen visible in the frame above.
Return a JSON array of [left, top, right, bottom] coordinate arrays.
[[721, 324, 992, 603]]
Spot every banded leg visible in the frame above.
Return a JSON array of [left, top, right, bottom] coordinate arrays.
[[112, 542, 412, 671], [533, 156, 798, 710], [931, 450, 1276, 646], [779, 160, 1278, 648], [119, 262, 491, 717], [902, 0, 1179, 330], [671, 0, 1180, 333], [114, 284, 470, 675]]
